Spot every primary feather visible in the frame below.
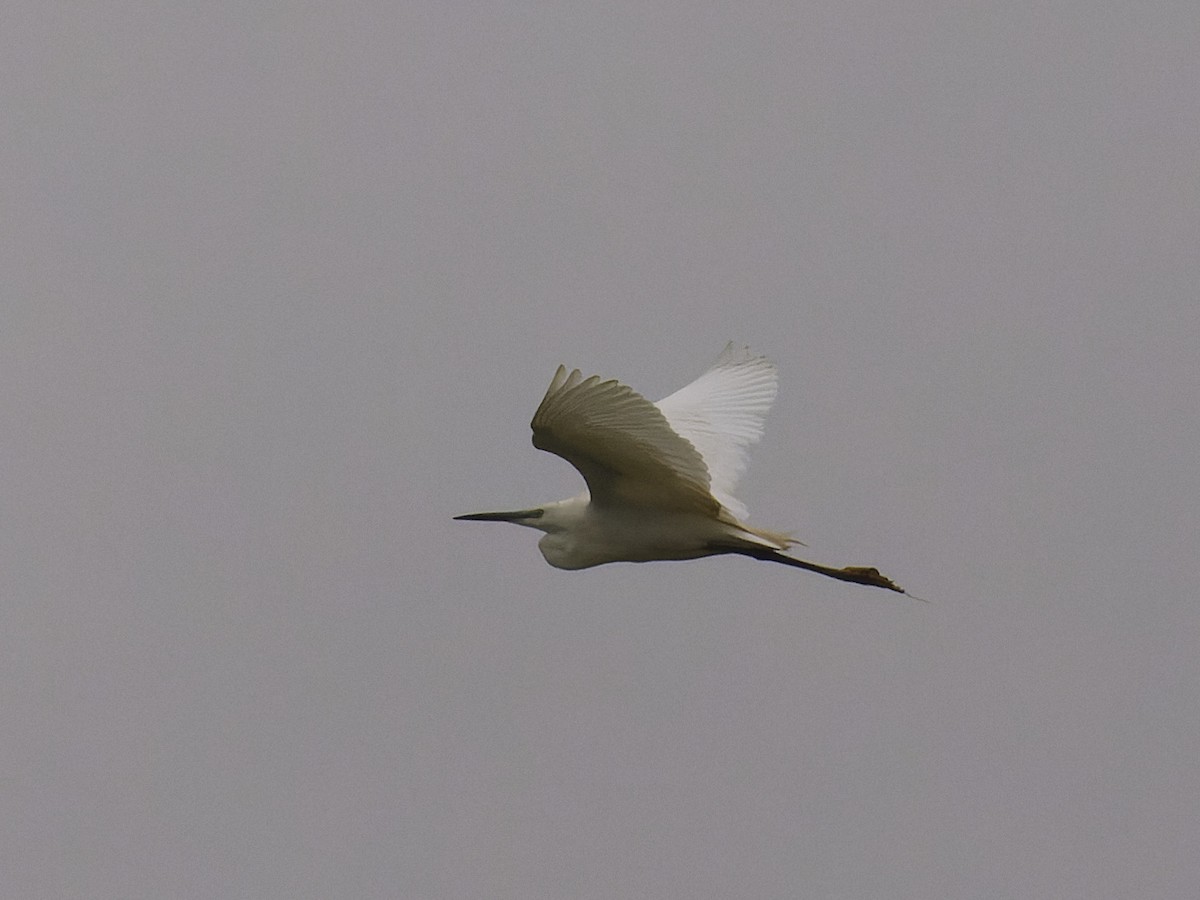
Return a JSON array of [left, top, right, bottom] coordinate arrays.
[[654, 342, 777, 521]]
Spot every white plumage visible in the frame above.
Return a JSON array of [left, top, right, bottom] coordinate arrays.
[[654, 342, 778, 521], [455, 344, 906, 594]]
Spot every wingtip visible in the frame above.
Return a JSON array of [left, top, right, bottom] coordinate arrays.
[[717, 339, 775, 363]]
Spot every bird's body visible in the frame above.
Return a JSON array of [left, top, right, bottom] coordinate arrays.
[[456, 344, 907, 594], [530, 497, 781, 570]]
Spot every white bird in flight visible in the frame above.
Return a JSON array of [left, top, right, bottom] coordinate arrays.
[[456, 343, 906, 594]]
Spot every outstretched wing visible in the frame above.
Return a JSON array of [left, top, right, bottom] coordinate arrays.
[[531, 365, 718, 513], [654, 343, 777, 521]]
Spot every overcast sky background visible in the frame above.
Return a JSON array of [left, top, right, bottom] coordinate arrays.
[[4, 3, 1198, 898]]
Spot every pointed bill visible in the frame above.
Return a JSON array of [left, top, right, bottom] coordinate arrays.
[[454, 509, 544, 522]]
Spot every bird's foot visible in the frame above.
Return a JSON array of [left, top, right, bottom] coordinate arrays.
[[838, 566, 918, 597]]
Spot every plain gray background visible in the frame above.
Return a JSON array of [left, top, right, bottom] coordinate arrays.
[[4, 2, 1198, 898]]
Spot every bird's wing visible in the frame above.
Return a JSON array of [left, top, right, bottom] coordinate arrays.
[[653, 343, 777, 521], [531, 365, 718, 513]]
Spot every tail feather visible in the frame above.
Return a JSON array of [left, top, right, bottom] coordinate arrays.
[[718, 512, 804, 551]]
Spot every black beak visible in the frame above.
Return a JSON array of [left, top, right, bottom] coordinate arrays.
[[453, 508, 544, 522]]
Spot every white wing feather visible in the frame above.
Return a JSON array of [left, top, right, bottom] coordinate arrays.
[[531, 344, 776, 521], [531, 366, 718, 513], [654, 343, 777, 520]]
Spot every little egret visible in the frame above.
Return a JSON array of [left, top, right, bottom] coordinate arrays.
[[455, 343, 907, 594]]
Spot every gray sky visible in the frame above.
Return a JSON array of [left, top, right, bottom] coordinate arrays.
[[4, 2, 1198, 898]]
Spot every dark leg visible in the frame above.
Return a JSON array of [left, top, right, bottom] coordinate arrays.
[[719, 545, 911, 595]]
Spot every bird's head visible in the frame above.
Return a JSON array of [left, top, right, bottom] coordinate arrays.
[[454, 495, 586, 534]]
